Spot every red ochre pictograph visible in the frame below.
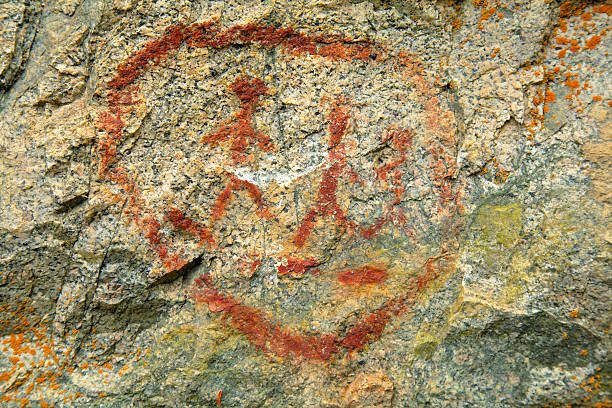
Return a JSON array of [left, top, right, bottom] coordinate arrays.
[[201, 77, 274, 164], [97, 20, 461, 362]]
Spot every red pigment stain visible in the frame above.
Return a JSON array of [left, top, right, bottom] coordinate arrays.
[[318, 42, 374, 61], [376, 127, 414, 179], [236, 255, 262, 277], [98, 20, 462, 361], [397, 52, 461, 215], [97, 83, 187, 273], [202, 77, 274, 163], [192, 255, 449, 359], [359, 215, 388, 240], [165, 207, 215, 246], [294, 102, 356, 248], [339, 309, 391, 351], [100, 22, 396, 261], [100, 20, 460, 268], [210, 175, 271, 223], [109, 24, 186, 89], [142, 216, 186, 271], [277, 258, 320, 277], [108, 21, 381, 91], [192, 284, 338, 360], [97, 107, 125, 176], [375, 127, 415, 205], [430, 144, 458, 213], [337, 266, 388, 287], [249, 259, 261, 275]]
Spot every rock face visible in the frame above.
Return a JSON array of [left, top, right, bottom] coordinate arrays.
[[0, 0, 610, 407]]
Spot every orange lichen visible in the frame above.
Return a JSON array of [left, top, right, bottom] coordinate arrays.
[[593, 95, 602, 102], [596, 4, 612, 15], [565, 79, 580, 89], [0, 299, 123, 406], [584, 35, 601, 49], [478, 7, 496, 28], [559, 1, 590, 18], [472, 0, 488, 8], [533, 90, 544, 106]]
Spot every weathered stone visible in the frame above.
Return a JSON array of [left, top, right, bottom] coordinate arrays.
[[0, 1, 610, 407]]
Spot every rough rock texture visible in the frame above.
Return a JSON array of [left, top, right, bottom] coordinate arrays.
[[0, 0, 610, 407]]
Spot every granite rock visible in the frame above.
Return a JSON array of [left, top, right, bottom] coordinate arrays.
[[0, 0, 610, 407]]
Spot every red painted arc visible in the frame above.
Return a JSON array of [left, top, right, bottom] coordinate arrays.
[[192, 257, 447, 361]]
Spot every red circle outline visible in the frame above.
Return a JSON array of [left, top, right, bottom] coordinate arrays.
[[97, 20, 461, 362]]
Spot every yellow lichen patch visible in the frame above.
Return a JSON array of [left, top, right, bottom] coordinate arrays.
[[461, 203, 556, 308], [447, 295, 501, 329], [474, 203, 522, 249], [412, 319, 450, 360]]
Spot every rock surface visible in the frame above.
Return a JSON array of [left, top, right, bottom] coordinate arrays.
[[0, 0, 610, 407]]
